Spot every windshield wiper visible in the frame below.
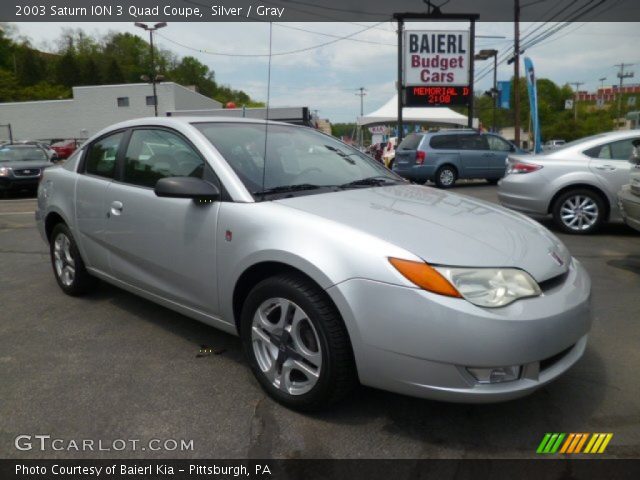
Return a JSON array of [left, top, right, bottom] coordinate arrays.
[[338, 176, 399, 189], [253, 183, 324, 197]]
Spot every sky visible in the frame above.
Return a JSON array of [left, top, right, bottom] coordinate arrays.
[[9, 21, 640, 123]]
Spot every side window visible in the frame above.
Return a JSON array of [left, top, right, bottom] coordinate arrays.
[[585, 138, 639, 160], [429, 135, 459, 150], [85, 132, 124, 179], [459, 134, 489, 151], [123, 129, 206, 188], [486, 135, 512, 152]]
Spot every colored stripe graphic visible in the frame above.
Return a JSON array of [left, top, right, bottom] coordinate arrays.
[[538, 433, 613, 454]]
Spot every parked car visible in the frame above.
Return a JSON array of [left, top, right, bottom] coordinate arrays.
[[14, 140, 58, 161], [393, 130, 523, 188], [543, 139, 566, 151], [618, 139, 640, 232], [0, 144, 53, 196], [498, 130, 640, 234], [36, 117, 591, 410], [51, 139, 78, 160], [382, 137, 397, 168]]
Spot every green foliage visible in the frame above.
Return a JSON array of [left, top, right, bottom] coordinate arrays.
[[0, 24, 260, 106], [474, 76, 625, 142]]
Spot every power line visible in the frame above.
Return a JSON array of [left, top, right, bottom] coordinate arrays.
[[155, 22, 385, 57]]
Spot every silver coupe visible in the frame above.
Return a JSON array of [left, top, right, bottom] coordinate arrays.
[[36, 117, 591, 410]]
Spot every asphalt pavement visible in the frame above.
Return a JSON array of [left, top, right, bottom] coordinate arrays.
[[1, 185, 639, 459]]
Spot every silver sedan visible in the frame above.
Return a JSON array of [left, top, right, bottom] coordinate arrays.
[[36, 117, 591, 410], [498, 130, 640, 234]]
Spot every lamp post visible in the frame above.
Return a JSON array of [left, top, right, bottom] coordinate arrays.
[[475, 49, 499, 132], [134, 22, 167, 117]]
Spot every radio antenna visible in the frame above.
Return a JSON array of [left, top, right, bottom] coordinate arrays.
[[261, 22, 273, 200]]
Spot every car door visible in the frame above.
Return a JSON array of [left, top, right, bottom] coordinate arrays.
[[102, 127, 222, 315], [587, 136, 639, 201], [485, 134, 515, 178], [74, 130, 126, 273], [457, 133, 490, 178]]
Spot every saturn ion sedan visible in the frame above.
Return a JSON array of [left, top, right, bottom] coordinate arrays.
[[36, 117, 591, 410]]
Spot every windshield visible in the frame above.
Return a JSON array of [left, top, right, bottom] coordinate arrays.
[[0, 146, 48, 162], [194, 122, 401, 199]]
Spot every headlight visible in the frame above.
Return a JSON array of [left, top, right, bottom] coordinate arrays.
[[0, 167, 10, 177], [389, 258, 541, 308], [434, 266, 541, 308]]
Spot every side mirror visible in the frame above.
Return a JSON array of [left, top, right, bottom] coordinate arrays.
[[155, 177, 220, 201]]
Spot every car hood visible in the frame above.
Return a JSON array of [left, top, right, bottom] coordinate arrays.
[[0, 160, 51, 169], [277, 184, 571, 282]]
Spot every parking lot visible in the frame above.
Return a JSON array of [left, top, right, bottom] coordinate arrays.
[[1, 183, 639, 459]]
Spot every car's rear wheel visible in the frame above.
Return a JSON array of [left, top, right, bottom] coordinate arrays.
[[435, 165, 457, 188], [50, 223, 97, 295], [552, 189, 605, 234], [241, 273, 356, 411]]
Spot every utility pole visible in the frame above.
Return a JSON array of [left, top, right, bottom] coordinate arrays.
[[599, 77, 607, 90], [569, 82, 584, 122], [355, 88, 367, 147], [135, 22, 168, 117], [513, 0, 521, 148], [614, 63, 635, 122]]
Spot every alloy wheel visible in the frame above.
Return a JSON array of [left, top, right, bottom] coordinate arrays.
[[251, 297, 322, 396], [53, 233, 76, 286], [439, 168, 455, 186], [560, 195, 599, 231]]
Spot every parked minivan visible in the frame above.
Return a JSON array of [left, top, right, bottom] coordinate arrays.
[[392, 130, 521, 188]]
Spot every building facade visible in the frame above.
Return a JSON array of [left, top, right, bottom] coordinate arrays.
[[0, 82, 221, 142]]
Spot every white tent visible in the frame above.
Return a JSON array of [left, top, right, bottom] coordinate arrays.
[[357, 94, 477, 128]]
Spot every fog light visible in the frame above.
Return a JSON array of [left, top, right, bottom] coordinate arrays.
[[467, 366, 521, 384]]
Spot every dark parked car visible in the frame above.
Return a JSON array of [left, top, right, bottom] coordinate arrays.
[[0, 144, 53, 196], [393, 130, 523, 188]]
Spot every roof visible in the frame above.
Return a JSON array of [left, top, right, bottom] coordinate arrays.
[[358, 94, 472, 127]]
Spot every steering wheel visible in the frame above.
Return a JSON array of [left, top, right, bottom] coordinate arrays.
[[291, 167, 322, 183]]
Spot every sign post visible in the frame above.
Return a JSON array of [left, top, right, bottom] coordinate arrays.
[[393, 12, 479, 144]]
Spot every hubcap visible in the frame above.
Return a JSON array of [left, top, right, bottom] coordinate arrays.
[[251, 298, 322, 396], [53, 233, 76, 286], [440, 169, 454, 185], [560, 195, 599, 231]]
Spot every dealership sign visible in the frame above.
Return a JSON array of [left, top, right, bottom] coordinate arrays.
[[403, 30, 471, 107], [404, 30, 470, 86]]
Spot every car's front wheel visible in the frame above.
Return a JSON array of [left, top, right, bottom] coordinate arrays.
[[552, 189, 605, 234], [50, 223, 97, 295], [241, 273, 356, 411]]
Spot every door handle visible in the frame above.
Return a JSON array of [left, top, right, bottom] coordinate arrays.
[[108, 201, 123, 217], [595, 165, 616, 171]]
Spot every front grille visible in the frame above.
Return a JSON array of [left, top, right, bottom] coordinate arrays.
[[538, 270, 569, 292], [13, 168, 41, 177], [540, 345, 574, 371]]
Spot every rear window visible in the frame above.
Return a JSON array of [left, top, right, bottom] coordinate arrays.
[[429, 135, 459, 150], [398, 134, 423, 150]]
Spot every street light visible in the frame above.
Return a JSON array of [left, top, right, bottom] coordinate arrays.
[[475, 49, 499, 132], [134, 22, 168, 117]]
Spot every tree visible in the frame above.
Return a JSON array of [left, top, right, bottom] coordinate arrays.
[[55, 50, 80, 88], [103, 58, 125, 84]]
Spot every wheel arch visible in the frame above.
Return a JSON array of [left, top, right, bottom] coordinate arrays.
[[44, 211, 67, 242], [547, 183, 611, 220]]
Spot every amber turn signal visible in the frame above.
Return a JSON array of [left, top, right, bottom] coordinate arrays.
[[389, 257, 462, 298]]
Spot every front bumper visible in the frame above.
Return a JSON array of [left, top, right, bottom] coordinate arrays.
[[0, 176, 40, 191], [618, 184, 640, 233], [327, 258, 591, 402]]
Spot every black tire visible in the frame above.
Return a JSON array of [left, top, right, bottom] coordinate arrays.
[[551, 189, 606, 234], [486, 178, 499, 185], [434, 165, 458, 188], [240, 273, 356, 411], [50, 223, 97, 295]]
